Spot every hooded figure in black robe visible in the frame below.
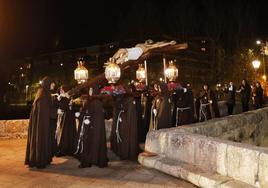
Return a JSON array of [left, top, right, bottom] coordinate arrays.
[[25, 76, 54, 168], [174, 84, 195, 126], [253, 82, 263, 109], [111, 91, 139, 161], [199, 84, 220, 121], [223, 82, 236, 115], [55, 86, 77, 156], [76, 86, 108, 168], [238, 79, 251, 112], [50, 86, 59, 157], [130, 84, 143, 143], [149, 83, 172, 130], [141, 87, 153, 142]]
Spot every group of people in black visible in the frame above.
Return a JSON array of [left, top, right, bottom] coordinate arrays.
[[25, 76, 265, 169], [220, 79, 264, 115], [25, 77, 109, 169]]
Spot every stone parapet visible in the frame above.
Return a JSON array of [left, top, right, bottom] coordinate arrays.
[[0, 119, 29, 139], [142, 107, 268, 187], [139, 154, 255, 188], [179, 107, 268, 147], [0, 119, 113, 140]]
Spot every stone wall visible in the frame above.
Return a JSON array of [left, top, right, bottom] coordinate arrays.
[[0, 119, 113, 140], [142, 107, 268, 187], [0, 119, 29, 139], [217, 101, 243, 117], [179, 107, 268, 147], [144, 128, 268, 187]]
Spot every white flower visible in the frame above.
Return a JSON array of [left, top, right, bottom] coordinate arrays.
[[75, 112, 80, 118], [84, 119, 90, 125]]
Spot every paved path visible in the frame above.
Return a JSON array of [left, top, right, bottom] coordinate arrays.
[[0, 139, 196, 188]]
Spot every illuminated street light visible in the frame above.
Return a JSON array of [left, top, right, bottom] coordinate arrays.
[[262, 75, 266, 81], [256, 40, 261, 45], [252, 60, 261, 82], [252, 60, 261, 70]]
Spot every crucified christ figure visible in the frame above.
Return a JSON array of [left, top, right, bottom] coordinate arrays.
[[106, 39, 177, 66]]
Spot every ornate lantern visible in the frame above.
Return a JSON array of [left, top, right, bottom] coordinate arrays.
[[136, 64, 146, 82], [74, 59, 88, 84], [105, 58, 121, 84], [165, 60, 178, 82]]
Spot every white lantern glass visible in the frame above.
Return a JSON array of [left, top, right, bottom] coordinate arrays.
[[74, 60, 88, 84], [105, 61, 121, 84], [165, 60, 178, 82], [136, 64, 146, 82]]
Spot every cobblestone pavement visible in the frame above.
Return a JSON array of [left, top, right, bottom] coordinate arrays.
[[0, 139, 196, 188]]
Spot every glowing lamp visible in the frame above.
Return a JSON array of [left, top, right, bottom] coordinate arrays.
[[165, 60, 178, 82], [252, 60, 261, 70], [105, 58, 121, 84], [136, 64, 146, 82], [74, 59, 88, 84]]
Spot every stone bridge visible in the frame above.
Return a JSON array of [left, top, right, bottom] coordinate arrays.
[[139, 106, 268, 187]]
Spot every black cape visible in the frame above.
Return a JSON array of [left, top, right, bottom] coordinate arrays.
[[111, 96, 139, 160], [25, 77, 53, 168], [77, 97, 108, 168], [174, 89, 194, 126], [56, 97, 77, 156]]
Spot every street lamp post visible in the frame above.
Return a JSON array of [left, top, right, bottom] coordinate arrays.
[[252, 59, 261, 82]]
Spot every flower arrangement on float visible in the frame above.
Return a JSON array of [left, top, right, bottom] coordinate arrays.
[[101, 58, 126, 96], [134, 82, 146, 91], [100, 85, 126, 96], [167, 82, 180, 91]]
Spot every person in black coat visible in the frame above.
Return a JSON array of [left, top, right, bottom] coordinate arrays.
[[25, 76, 55, 168], [174, 84, 195, 126], [198, 84, 220, 121], [76, 86, 108, 168], [237, 79, 251, 112], [55, 86, 77, 156], [149, 83, 172, 130], [110, 87, 139, 161], [130, 84, 143, 143], [224, 82, 236, 115], [141, 86, 153, 142], [50, 84, 59, 157], [253, 82, 264, 109]]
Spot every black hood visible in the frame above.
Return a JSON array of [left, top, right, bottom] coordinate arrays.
[[41, 76, 53, 92]]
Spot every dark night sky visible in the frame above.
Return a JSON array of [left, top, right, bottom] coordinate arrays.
[[1, 0, 268, 84]]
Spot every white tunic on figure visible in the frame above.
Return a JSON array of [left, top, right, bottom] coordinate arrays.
[[126, 47, 143, 60]]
